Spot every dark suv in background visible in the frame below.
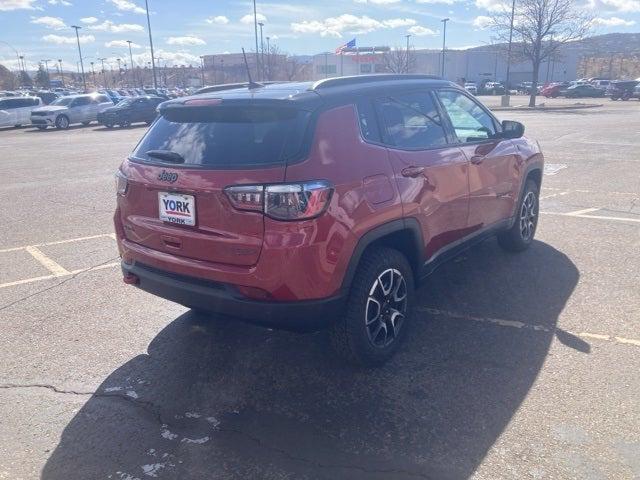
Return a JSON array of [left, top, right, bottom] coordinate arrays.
[[114, 75, 544, 366], [98, 95, 164, 128]]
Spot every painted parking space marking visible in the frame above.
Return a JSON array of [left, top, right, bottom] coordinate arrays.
[[24, 246, 70, 276], [542, 187, 638, 197], [542, 211, 640, 224], [0, 233, 118, 290], [418, 307, 640, 349], [565, 207, 601, 216], [543, 164, 568, 176], [540, 191, 569, 200]]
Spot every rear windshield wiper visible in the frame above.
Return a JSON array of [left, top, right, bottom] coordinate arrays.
[[146, 150, 185, 164]]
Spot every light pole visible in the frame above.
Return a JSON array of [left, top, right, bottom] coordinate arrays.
[[90, 61, 96, 86], [58, 59, 64, 86], [252, 0, 260, 80], [126, 40, 136, 87], [41, 59, 52, 87], [258, 22, 265, 80], [265, 36, 270, 80], [71, 25, 87, 91], [18, 55, 25, 74], [441, 18, 449, 78], [99, 57, 107, 88], [405, 34, 411, 73], [144, 0, 158, 88], [199, 55, 205, 86], [0, 41, 21, 74], [502, 0, 516, 106]]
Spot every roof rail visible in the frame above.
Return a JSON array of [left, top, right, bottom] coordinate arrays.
[[310, 74, 442, 91]]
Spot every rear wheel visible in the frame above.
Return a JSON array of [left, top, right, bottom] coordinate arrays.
[[498, 179, 539, 252], [55, 115, 69, 129], [330, 247, 414, 367], [119, 119, 131, 128]]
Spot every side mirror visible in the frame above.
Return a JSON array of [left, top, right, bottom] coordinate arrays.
[[501, 120, 525, 139]]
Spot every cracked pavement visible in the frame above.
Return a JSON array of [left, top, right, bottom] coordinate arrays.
[[0, 100, 639, 479]]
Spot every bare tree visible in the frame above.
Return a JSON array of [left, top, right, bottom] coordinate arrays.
[[491, 0, 592, 106], [382, 47, 414, 73]]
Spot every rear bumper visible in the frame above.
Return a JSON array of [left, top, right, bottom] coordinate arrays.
[[121, 261, 345, 332]]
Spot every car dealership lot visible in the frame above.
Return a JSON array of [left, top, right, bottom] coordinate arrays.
[[0, 101, 639, 479]]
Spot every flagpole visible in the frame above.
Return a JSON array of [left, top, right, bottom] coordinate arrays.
[[340, 52, 343, 76], [355, 48, 359, 75]]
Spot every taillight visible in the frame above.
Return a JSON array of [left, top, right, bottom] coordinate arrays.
[[115, 169, 128, 196], [224, 180, 333, 221]]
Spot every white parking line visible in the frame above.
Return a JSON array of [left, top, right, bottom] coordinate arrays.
[[0, 262, 120, 290], [540, 191, 569, 200], [0, 233, 115, 254], [542, 211, 640, 224], [565, 207, 601, 216], [542, 187, 638, 197], [418, 307, 640, 349], [24, 246, 70, 276]]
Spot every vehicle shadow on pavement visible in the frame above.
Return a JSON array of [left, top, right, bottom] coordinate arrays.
[[41, 239, 579, 480]]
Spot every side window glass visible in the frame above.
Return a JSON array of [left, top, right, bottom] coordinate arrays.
[[437, 90, 496, 142], [356, 98, 381, 143], [375, 92, 447, 149]]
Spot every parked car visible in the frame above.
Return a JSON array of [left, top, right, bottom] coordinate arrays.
[[30, 93, 113, 130], [607, 81, 639, 101], [482, 82, 505, 95], [464, 82, 477, 95], [590, 79, 611, 90], [562, 84, 606, 98], [0, 96, 43, 128], [114, 75, 544, 366], [540, 82, 570, 98], [97, 95, 164, 128], [35, 90, 59, 105]]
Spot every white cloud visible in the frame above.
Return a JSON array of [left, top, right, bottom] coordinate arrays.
[[130, 48, 200, 67], [89, 20, 144, 33], [592, 16, 636, 25], [166, 36, 206, 46], [354, 0, 401, 4], [206, 15, 229, 24], [408, 25, 437, 35], [105, 39, 142, 48], [0, 0, 37, 10], [30, 15, 66, 29], [291, 14, 420, 37], [81, 16, 98, 24], [475, 0, 509, 12], [416, 0, 457, 4], [472, 15, 493, 29], [42, 33, 95, 44], [48, 0, 72, 5], [240, 13, 267, 24], [108, 0, 146, 14], [590, 0, 640, 11]]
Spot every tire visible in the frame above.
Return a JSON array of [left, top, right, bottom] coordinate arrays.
[[36, 126, 47, 130], [330, 247, 415, 367], [119, 119, 131, 128], [14, 124, 21, 128], [55, 115, 69, 129], [498, 179, 539, 252]]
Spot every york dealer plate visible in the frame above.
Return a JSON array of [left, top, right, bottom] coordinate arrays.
[[158, 192, 196, 226]]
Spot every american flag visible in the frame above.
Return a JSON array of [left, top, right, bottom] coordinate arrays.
[[335, 38, 356, 54]]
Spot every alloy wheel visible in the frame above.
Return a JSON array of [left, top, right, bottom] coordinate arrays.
[[519, 191, 537, 241], [365, 268, 408, 348]]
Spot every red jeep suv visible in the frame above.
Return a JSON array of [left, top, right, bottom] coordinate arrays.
[[114, 75, 543, 366]]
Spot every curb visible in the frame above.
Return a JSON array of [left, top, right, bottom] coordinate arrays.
[[491, 103, 603, 112]]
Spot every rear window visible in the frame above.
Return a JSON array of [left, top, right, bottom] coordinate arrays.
[[132, 105, 312, 168]]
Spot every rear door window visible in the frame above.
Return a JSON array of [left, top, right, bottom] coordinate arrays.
[[132, 105, 311, 168], [375, 91, 448, 149]]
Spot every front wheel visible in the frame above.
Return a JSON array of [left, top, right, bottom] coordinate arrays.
[[498, 179, 539, 252], [330, 247, 414, 367], [55, 115, 69, 129]]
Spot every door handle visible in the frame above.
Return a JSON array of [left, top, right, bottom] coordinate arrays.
[[401, 166, 425, 177], [470, 155, 485, 164]]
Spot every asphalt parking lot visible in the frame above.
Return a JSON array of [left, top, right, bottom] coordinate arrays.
[[0, 98, 639, 480]]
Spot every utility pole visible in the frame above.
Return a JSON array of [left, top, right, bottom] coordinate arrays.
[[405, 34, 411, 73], [58, 59, 64, 86], [144, 0, 158, 88], [71, 25, 87, 92], [258, 22, 265, 80], [199, 55, 205, 86], [441, 18, 449, 78], [252, 0, 260, 80], [502, 0, 516, 106], [126, 40, 136, 87], [99, 57, 107, 88]]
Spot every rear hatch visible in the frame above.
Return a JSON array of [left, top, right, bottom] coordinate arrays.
[[117, 98, 312, 266]]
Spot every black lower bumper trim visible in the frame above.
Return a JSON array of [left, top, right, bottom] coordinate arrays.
[[121, 261, 345, 332]]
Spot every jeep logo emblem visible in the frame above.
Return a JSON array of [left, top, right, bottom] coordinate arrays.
[[158, 170, 178, 183]]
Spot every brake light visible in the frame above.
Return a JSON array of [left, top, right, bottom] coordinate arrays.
[[115, 169, 128, 196], [224, 180, 333, 220]]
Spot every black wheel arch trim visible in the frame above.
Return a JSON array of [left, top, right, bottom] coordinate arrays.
[[340, 218, 424, 293]]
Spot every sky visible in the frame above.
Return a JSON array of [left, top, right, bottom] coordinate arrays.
[[1, 0, 639, 71]]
